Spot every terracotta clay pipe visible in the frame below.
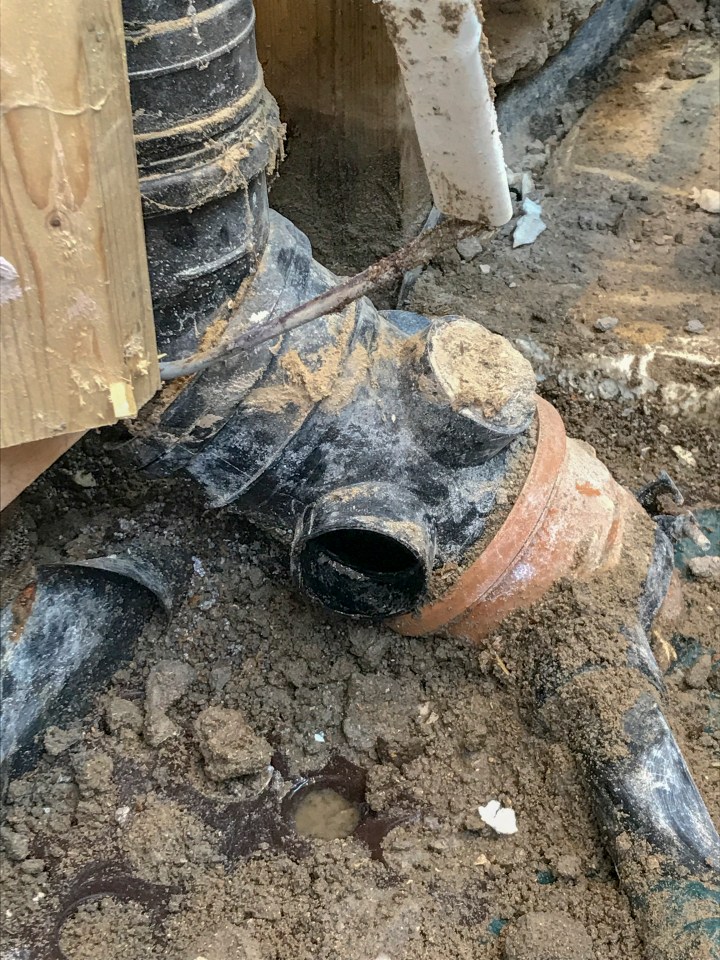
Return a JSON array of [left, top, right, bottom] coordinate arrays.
[[392, 398, 720, 960]]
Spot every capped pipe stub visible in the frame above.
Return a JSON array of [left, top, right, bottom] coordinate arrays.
[[426, 318, 536, 429], [292, 483, 436, 619], [414, 317, 537, 465]]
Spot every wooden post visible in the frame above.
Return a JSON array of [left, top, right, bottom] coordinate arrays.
[[254, 0, 431, 274], [0, 434, 84, 512], [0, 0, 158, 451]]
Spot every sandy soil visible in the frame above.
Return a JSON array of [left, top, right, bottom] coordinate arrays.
[[1, 8, 719, 960]]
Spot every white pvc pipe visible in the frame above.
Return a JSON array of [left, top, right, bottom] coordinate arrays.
[[381, 0, 513, 226]]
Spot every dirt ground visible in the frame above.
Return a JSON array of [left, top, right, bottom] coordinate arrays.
[[1, 8, 719, 960]]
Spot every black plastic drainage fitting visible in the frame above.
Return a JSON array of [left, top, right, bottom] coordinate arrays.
[[129, 213, 537, 618], [122, 0, 537, 619]]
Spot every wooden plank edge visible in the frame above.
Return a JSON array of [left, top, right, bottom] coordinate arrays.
[[0, 432, 84, 512]]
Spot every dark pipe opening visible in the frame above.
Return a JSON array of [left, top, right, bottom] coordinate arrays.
[[314, 530, 419, 577], [296, 527, 429, 619], [292, 485, 435, 620]]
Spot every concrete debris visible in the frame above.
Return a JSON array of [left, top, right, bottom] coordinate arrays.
[[687, 556, 720, 582], [594, 316, 619, 332], [513, 199, 546, 248], [478, 799, 518, 835], [672, 445, 697, 468], [194, 706, 272, 781], [691, 187, 720, 214], [685, 318, 705, 334], [144, 659, 196, 747], [456, 236, 484, 261]]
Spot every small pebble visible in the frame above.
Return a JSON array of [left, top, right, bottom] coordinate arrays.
[[652, 2, 676, 24], [691, 187, 720, 214], [667, 57, 712, 80], [1, 827, 29, 862], [684, 653, 712, 689], [598, 378, 620, 400], [687, 556, 720, 582], [456, 236, 484, 261], [594, 316, 619, 332], [685, 318, 705, 334], [672, 445, 697, 468]]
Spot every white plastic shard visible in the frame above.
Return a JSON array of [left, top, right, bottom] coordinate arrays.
[[513, 197, 547, 248], [478, 799, 518, 834], [381, 0, 513, 226]]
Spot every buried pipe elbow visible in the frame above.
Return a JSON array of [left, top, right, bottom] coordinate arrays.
[[291, 483, 436, 619]]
